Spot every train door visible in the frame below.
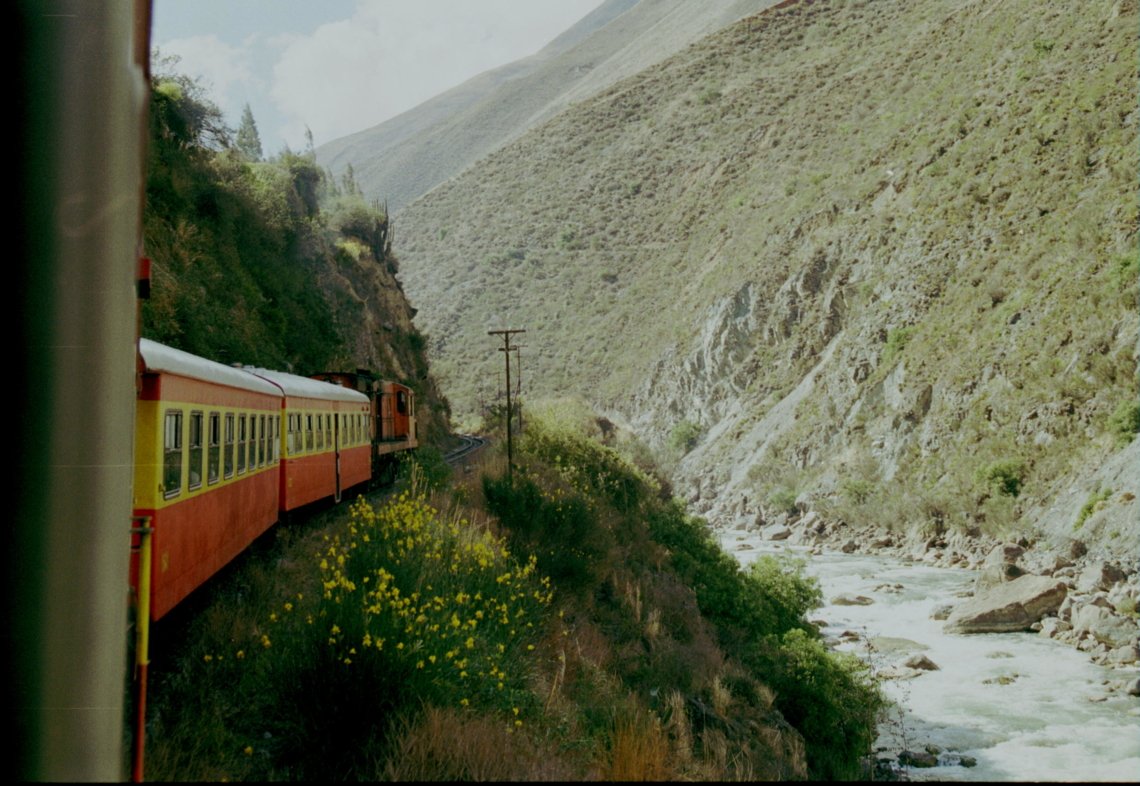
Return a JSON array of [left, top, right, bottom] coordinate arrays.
[[334, 411, 342, 503]]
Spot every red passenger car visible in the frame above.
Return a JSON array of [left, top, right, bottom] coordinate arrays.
[[132, 339, 283, 620], [310, 372, 419, 481], [244, 368, 372, 511]]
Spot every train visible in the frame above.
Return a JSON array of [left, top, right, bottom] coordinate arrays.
[[130, 338, 418, 621]]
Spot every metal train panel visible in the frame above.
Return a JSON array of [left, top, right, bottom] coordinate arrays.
[[132, 470, 278, 620]]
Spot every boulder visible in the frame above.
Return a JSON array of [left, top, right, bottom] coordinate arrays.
[[944, 575, 1068, 634], [901, 653, 940, 671], [763, 524, 792, 541], [1076, 562, 1127, 593], [973, 543, 1028, 592], [1071, 604, 1139, 649], [898, 750, 938, 768]]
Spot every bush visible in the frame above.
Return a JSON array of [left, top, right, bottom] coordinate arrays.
[[1074, 487, 1112, 530], [748, 629, 883, 781], [766, 486, 799, 516], [668, 420, 702, 453], [976, 457, 1027, 498], [1107, 399, 1140, 446], [482, 469, 612, 593]]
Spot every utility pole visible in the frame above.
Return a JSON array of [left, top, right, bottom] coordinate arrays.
[[488, 329, 525, 480], [512, 344, 525, 434]]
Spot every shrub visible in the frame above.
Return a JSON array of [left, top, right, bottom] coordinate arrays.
[[483, 469, 609, 592], [976, 457, 1027, 498], [881, 326, 915, 367], [668, 420, 703, 454], [1107, 399, 1140, 446], [840, 477, 875, 505], [210, 492, 553, 779], [766, 486, 799, 516], [749, 629, 883, 781], [1074, 487, 1112, 530]]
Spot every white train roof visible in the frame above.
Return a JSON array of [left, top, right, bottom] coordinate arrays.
[[139, 339, 368, 404], [242, 367, 369, 404], [139, 338, 281, 397]]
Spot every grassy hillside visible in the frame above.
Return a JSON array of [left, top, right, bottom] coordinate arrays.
[[393, 0, 1138, 552], [314, 0, 781, 213]]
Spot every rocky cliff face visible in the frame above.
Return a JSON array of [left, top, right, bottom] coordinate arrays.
[[393, 0, 1138, 560]]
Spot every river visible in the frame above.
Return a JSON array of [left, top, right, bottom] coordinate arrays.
[[720, 531, 1140, 782]]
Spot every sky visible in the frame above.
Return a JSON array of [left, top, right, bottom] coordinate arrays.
[[151, 0, 604, 156]]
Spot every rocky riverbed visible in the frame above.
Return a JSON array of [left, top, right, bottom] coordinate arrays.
[[725, 509, 1140, 673], [713, 510, 1140, 779]]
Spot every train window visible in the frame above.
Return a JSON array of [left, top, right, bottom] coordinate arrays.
[[315, 411, 323, 450], [272, 415, 280, 463], [256, 414, 264, 467], [397, 390, 407, 415], [163, 410, 183, 498], [224, 413, 235, 478], [326, 414, 332, 447], [249, 415, 258, 469], [188, 411, 204, 490], [306, 414, 314, 451], [237, 414, 247, 473], [287, 413, 296, 455], [207, 412, 220, 484]]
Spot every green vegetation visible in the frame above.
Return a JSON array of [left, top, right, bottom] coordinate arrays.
[[1074, 487, 1113, 531], [1107, 399, 1140, 447], [766, 486, 800, 516], [142, 56, 451, 444], [976, 458, 1027, 499], [140, 414, 883, 781], [881, 326, 915, 369], [667, 419, 703, 454]]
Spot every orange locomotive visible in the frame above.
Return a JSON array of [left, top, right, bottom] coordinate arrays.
[[131, 339, 417, 621]]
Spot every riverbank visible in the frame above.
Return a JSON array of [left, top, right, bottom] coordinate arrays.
[[714, 521, 1140, 781], [711, 508, 1140, 685]]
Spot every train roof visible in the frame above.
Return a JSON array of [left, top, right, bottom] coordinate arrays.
[[138, 338, 282, 397], [242, 367, 370, 404]]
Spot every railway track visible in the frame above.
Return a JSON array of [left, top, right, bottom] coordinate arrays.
[[444, 434, 488, 467]]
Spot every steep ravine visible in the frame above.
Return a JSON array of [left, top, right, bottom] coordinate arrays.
[[394, 0, 1138, 565]]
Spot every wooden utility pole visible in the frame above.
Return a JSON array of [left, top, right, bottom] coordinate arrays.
[[488, 329, 525, 479], [512, 345, 525, 434]]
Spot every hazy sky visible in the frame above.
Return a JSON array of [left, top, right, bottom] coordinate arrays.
[[152, 0, 604, 155]]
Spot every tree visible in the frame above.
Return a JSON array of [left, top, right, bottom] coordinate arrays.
[[236, 103, 263, 162], [150, 51, 231, 151], [303, 126, 316, 160], [341, 163, 359, 196]]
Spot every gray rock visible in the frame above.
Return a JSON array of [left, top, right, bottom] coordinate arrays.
[[901, 653, 940, 671], [1076, 562, 1128, 593], [899, 750, 938, 768], [1072, 603, 1140, 649], [944, 575, 1068, 634], [929, 603, 954, 620]]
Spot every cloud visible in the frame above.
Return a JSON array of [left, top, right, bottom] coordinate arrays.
[[153, 0, 603, 152], [155, 33, 260, 116], [269, 0, 601, 148]]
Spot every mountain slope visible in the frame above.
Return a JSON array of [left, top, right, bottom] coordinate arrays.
[[315, 0, 780, 213], [394, 0, 1138, 558]]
